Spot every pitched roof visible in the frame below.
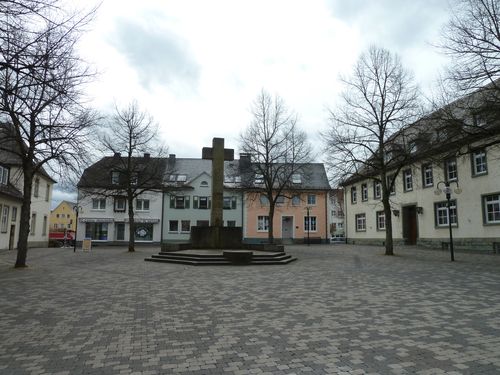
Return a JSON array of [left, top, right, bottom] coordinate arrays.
[[78, 154, 168, 189], [0, 183, 23, 201]]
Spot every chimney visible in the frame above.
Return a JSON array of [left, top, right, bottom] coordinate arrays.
[[168, 154, 176, 167], [239, 153, 251, 171], [144, 153, 150, 159]]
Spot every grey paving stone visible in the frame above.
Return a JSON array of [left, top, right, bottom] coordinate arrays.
[[1, 245, 500, 374]]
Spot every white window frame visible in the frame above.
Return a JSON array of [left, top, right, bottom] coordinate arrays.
[[292, 195, 301, 206], [0, 165, 8, 185], [304, 216, 317, 232], [403, 169, 413, 192], [373, 181, 381, 199], [181, 220, 191, 233], [472, 149, 487, 176], [307, 194, 316, 205], [169, 220, 179, 233], [1, 205, 9, 233], [114, 197, 126, 212], [355, 213, 366, 232], [446, 159, 458, 182], [435, 200, 457, 227], [92, 198, 106, 210], [484, 194, 500, 224], [136, 199, 150, 211], [30, 213, 36, 235], [423, 164, 433, 187], [111, 171, 120, 185], [257, 216, 269, 232], [376, 211, 386, 231], [361, 184, 368, 201], [33, 178, 40, 197]]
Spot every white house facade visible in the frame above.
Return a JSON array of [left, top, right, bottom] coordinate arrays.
[[162, 157, 243, 243]]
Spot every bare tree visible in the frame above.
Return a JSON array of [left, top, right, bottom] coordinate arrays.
[[434, 0, 500, 149], [322, 46, 421, 256], [240, 89, 312, 244], [0, 1, 99, 267], [79, 102, 167, 252], [441, 0, 500, 93]]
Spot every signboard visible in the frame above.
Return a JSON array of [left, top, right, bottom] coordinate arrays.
[[82, 238, 92, 252]]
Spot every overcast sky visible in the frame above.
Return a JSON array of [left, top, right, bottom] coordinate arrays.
[[55, 0, 453, 204]]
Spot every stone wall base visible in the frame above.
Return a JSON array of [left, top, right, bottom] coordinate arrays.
[[417, 238, 500, 253]]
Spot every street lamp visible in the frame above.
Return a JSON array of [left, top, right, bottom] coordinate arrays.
[[72, 205, 82, 252], [435, 181, 462, 261], [305, 206, 311, 246]]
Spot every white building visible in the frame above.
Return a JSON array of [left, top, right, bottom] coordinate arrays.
[[0, 139, 54, 250], [328, 188, 345, 241], [76, 153, 166, 245], [162, 156, 243, 243], [342, 88, 500, 252]]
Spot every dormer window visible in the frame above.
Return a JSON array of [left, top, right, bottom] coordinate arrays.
[[255, 174, 264, 184], [130, 173, 138, 185], [292, 174, 302, 184], [200, 181, 209, 187], [176, 175, 187, 182], [111, 171, 119, 185], [168, 175, 176, 182], [0, 165, 8, 185]]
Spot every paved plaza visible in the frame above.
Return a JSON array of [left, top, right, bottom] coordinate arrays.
[[0, 245, 499, 375]]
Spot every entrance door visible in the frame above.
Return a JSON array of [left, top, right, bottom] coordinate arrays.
[[282, 216, 293, 242], [402, 206, 418, 245], [9, 225, 15, 250]]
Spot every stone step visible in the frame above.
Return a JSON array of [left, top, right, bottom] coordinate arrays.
[[145, 252, 297, 265]]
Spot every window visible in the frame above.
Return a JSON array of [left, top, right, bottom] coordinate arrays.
[[130, 173, 138, 185], [42, 215, 47, 236], [483, 194, 500, 224], [170, 195, 190, 209], [255, 174, 264, 184], [276, 196, 285, 205], [292, 195, 301, 206], [176, 175, 187, 182], [376, 211, 386, 231], [45, 184, 50, 202], [114, 197, 126, 212], [304, 216, 317, 232], [387, 174, 396, 195], [471, 149, 487, 176], [33, 178, 40, 197], [403, 169, 413, 192], [445, 159, 458, 182], [1, 205, 9, 233], [257, 216, 269, 231], [181, 220, 191, 232], [194, 196, 210, 209], [373, 181, 381, 199], [361, 184, 368, 201], [11, 207, 17, 222], [30, 213, 36, 235], [67, 224, 71, 229], [92, 198, 106, 210], [259, 194, 269, 206], [115, 223, 125, 240], [200, 181, 209, 187], [422, 164, 433, 188], [355, 213, 366, 232], [351, 187, 357, 203], [307, 194, 316, 205], [292, 174, 302, 184], [135, 224, 153, 241], [136, 199, 150, 211], [85, 223, 108, 240], [0, 165, 9, 185], [111, 171, 120, 185], [56, 214, 60, 218], [223, 196, 237, 209], [169, 220, 179, 232], [226, 220, 236, 227], [435, 200, 457, 227]]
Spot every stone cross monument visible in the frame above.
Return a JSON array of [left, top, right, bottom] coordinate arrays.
[[202, 137, 234, 227]]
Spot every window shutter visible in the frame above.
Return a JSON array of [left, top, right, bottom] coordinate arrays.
[[185, 196, 190, 209], [231, 196, 237, 209], [193, 196, 198, 209], [170, 196, 175, 208], [208, 198, 212, 209]]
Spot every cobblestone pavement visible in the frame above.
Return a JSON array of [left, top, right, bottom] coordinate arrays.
[[1, 245, 500, 375]]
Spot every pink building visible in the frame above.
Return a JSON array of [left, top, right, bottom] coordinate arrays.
[[243, 164, 330, 244]]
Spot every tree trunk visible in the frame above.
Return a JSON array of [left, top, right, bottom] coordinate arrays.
[[382, 196, 394, 256], [15, 166, 34, 267], [127, 196, 135, 252], [267, 203, 275, 244]]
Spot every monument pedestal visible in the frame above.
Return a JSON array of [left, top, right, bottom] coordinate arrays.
[[190, 226, 243, 249]]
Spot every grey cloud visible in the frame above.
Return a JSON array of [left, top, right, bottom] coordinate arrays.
[[109, 18, 200, 91], [327, 0, 449, 49]]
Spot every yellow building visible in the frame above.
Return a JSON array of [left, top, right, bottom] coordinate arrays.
[[50, 201, 76, 232]]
